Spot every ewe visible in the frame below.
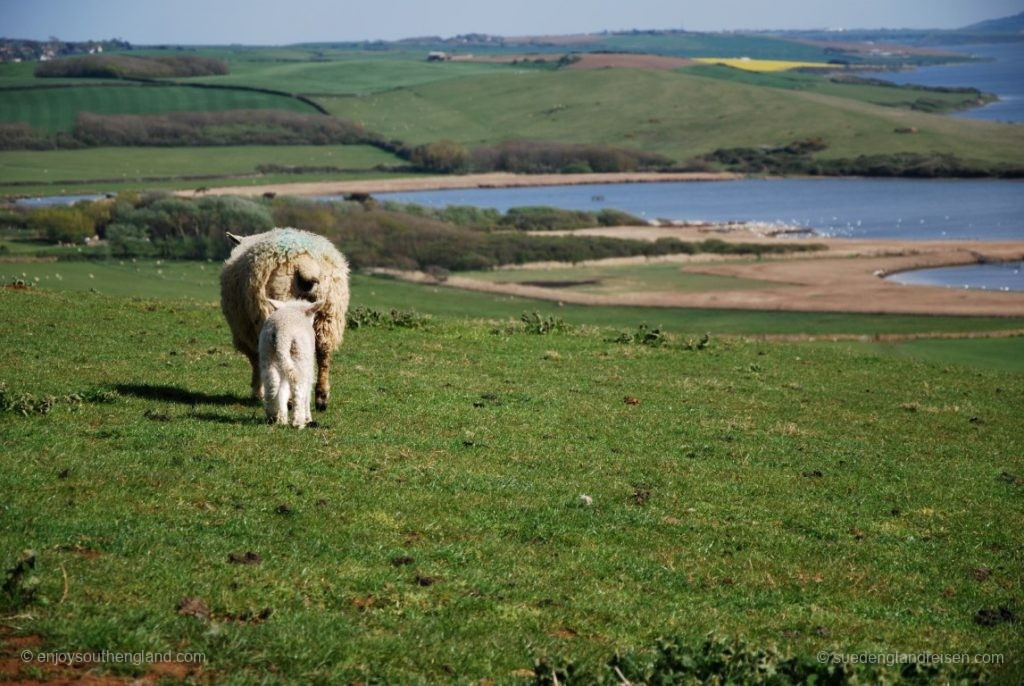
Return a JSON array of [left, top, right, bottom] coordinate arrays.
[[259, 299, 322, 428], [220, 228, 350, 410]]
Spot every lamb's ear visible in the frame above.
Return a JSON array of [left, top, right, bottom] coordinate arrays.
[[267, 298, 287, 312], [226, 232, 242, 245], [304, 300, 326, 317]]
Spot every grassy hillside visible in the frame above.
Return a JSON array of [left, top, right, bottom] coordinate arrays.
[[0, 84, 317, 133], [3, 260, 1023, 340], [1, 286, 1021, 683], [182, 56, 521, 96], [319, 67, 1024, 166], [687, 64, 993, 113], [0, 145, 404, 194]]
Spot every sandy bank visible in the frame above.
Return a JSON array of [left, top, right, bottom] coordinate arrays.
[[177, 172, 740, 199], [373, 237, 1024, 317]]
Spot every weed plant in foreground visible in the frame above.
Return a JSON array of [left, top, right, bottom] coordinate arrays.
[[0, 287, 1021, 683]]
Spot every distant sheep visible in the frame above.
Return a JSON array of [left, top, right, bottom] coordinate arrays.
[[260, 299, 322, 427], [220, 228, 350, 410]]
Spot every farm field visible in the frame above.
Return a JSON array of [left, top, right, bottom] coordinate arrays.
[[0, 283, 1021, 683], [320, 67, 1024, 164], [692, 58, 835, 72], [0, 145, 406, 195], [687, 64, 993, 113], [0, 84, 317, 133], [181, 56, 520, 96]]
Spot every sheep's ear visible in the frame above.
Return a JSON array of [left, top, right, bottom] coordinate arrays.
[[267, 298, 286, 312], [226, 232, 242, 245], [304, 300, 326, 317]]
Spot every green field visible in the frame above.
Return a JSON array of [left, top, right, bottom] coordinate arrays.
[[319, 67, 1024, 165], [183, 57, 520, 96], [1, 280, 1021, 683], [0, 145, 405, 194], [0, 84, 317, 133], [3, 258, 1023, 341], [688, 64, 993, 113]]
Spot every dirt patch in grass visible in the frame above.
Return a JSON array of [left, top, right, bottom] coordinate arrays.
[[513, 279, 601, 288]]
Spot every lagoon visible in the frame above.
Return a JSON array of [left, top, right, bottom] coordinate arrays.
[[370, 178, 1024, 241]]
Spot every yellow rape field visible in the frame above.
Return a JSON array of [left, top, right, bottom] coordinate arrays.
[[693, 57, 837, 72]]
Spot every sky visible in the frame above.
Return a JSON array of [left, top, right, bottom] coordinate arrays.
[[1, 0, 1022, 44]]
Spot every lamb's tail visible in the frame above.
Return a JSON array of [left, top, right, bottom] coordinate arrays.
[[276, 333, 300, 385]]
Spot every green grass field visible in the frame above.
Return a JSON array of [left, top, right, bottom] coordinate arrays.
[[1, 280, 1021, 683], [0, 145, 405, 195], [687, 64, 992, 113], [2, 260, 1022, 371], [182, 57, 519, 96], [0, 84, 317, 133], [318, 67, 1024, 165]]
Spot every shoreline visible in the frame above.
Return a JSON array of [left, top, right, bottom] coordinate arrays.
[[176, 171, 743, 198], [371, 236, 1024, 317]]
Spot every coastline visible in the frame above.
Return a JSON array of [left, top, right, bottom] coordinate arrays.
[[176, 171, 743, 198], [371, 235, 1024, 317]]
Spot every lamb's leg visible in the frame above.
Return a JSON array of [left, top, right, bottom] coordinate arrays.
[[292, 379, 311, 428], [315, 346, 331, 411], [246, 349, 264, 401], [263, 367, 282, 424], [275, 376, 290, 425]]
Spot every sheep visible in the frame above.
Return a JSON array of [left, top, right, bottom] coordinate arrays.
[[259, 299, 323, 427], [220, 228, 350, 410]]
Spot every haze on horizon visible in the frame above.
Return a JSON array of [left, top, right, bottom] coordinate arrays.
[[1, 0, 1022, 45]]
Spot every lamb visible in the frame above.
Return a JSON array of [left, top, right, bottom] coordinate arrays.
[[220, 228, 350, 410], [259, 299, 322, 427]]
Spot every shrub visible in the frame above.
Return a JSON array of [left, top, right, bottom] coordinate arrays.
[[614, 323, 666, 346], [409, 140, 470, 173], [499, 207, 596, 232], [28, 206, 95, 243], [471, 140, 674, 174], [0, 123, 54, 151], [35, 54, 228, 78], [106, 223, 155, 258], [72, 110, 368, 147], [520, 311, 569, 334]]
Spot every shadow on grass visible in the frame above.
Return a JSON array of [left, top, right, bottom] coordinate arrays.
[[115, 383, 253, 407]]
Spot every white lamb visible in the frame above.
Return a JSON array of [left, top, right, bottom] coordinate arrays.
[[259, 299, 324, 428]]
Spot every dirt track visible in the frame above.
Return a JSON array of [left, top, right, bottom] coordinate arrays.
[[180, 172, 740, 199], [379, 232, 1024, 317]]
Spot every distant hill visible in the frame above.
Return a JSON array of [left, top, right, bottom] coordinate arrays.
[[962, 11, 1024, 34]]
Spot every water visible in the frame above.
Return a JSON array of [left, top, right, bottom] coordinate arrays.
[[363, 178, 1024, 241], [887, 261, 1024, 292], [861, 43, 1024, 123], [15, 194, 107, 207]]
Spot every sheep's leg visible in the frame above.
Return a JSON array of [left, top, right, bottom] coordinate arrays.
[[275, 376, 291, 425], [246, 350, 264, 401], [315, 346, 331, 411], [292, 379, 311, 428], [263, 367, 283, 424]]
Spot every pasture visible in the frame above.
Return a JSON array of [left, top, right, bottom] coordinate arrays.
[[0, 145, 406, 195], [182, 56, 520, 96], [3, 259, 1024, 364], [0, 84, 316, 133], [0, 276, 1021, 683], [688, 64, 994, 113], [320, 67, 1024, 165]]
